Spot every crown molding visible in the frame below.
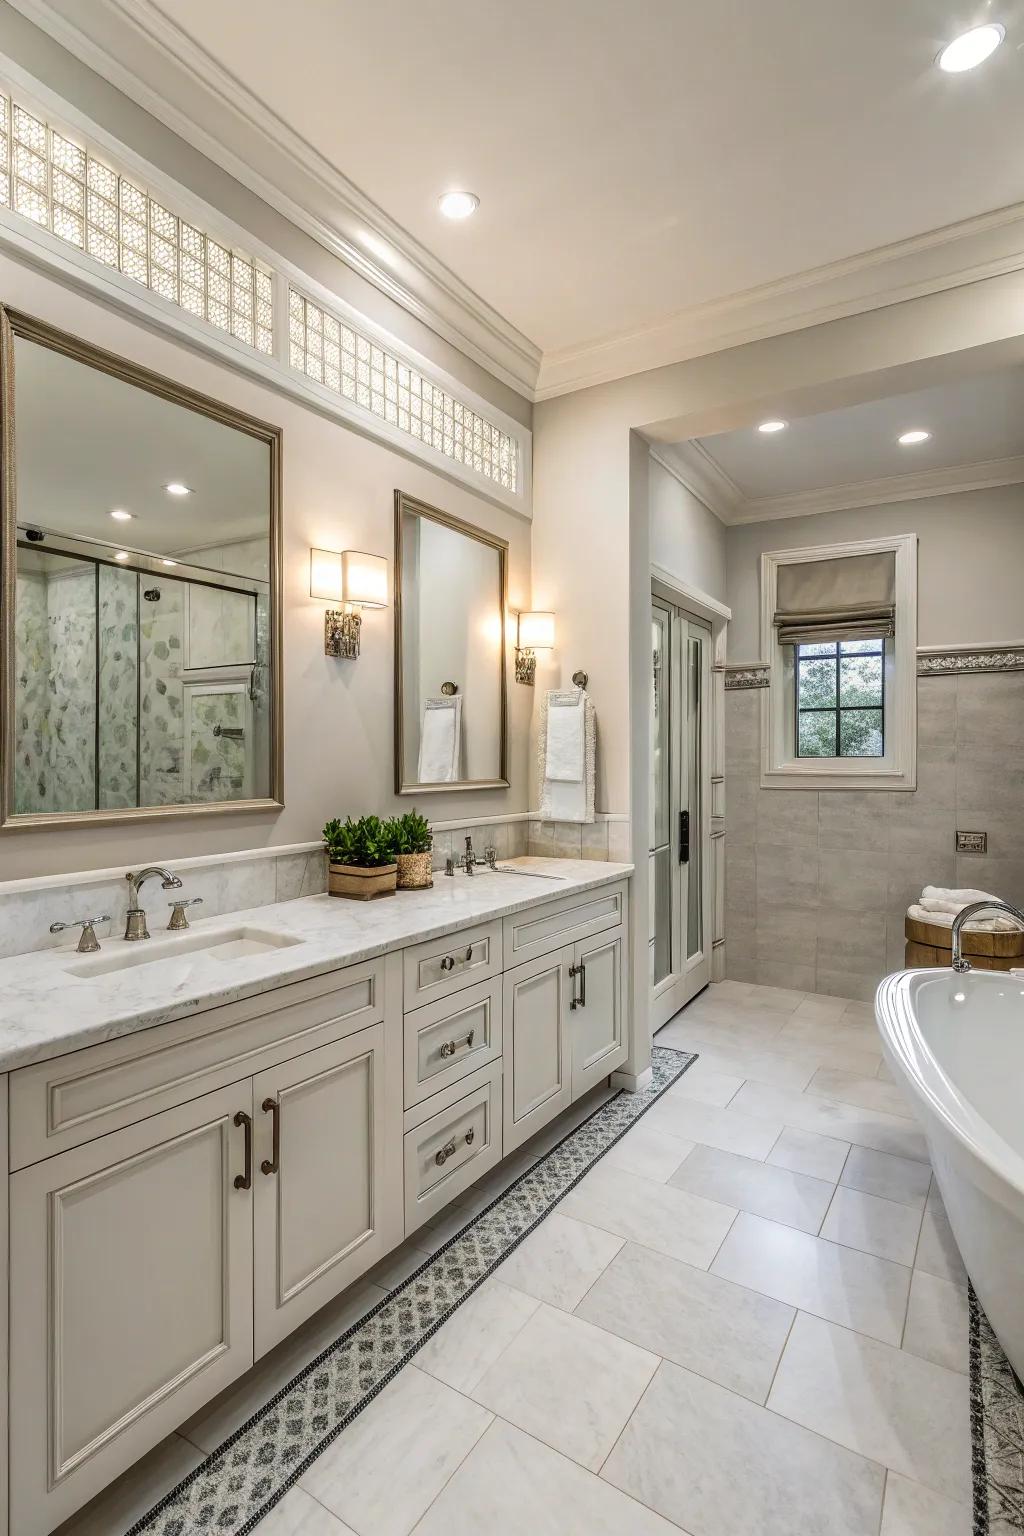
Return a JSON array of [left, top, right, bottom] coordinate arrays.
[[5, 0, 542, 400], [649, 441, 742, 523], [725, 453, 1024, 525], [535, 200, 1024, 400]]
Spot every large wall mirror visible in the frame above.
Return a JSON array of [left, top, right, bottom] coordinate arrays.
[[394, 491, 508, 793], [0, 309, 282, 828]]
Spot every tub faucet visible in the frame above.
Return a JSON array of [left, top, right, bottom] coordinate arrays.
[[951, 900, 1024, 973], [124, 866, 182, 941]]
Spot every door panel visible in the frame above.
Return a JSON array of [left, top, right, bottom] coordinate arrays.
[[502, 947, 572, 1154], [570, 928, 627, 1097], [10, 1083, 254, 1536], [253, 1024, 393, 1357]]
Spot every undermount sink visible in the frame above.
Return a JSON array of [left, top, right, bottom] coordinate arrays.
[[65, 926, 304, 978]]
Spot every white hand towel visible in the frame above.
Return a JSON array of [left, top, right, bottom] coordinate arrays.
[[545, 691, 585, 782], [539, 689, 596, 824], [417, 696, 462, 783], [919, 886, 1002, 916], [907, 903, 1021, 932]]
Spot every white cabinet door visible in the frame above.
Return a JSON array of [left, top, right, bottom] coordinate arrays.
[[502, 946, 572, 1155], [9, 1082, 255, 1536], [253, 1023, 398, 1357], [570, 926, 627, 1098]]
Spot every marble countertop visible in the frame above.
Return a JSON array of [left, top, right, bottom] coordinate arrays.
[[0, 858, 632, 1074]]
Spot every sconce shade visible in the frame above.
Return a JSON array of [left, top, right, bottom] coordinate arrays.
[[342, 550, 389, 608], [310, 548, 343, 602], [518, 611, 555, 651]]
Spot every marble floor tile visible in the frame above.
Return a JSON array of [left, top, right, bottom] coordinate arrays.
[[665, 1061, 745, 1106], [470, 1303, 658, 1471], [602, 1358, 885, 1536], [820, 1186, 923, 1266], [299, 1365, 491, 1536], [807, 1067, 915, 1121], [414, 1277, 540, 1393], [768, 1312, 971, 1505], [577, 1240, 795, 1403], [915, 1203, 968, 1285], [643, 1094, 785, 1159], [602, 1120, 695, 1182], [655, 1033, 820, 1090], [711, 1212, 911, 1345], [729, 1080, 929, 1162], [182, 1278, 387, 1452], [776, 1013, 882, 1054], [791, 994, 850, 1021], [669, 1143, 834, 1234], [366, 1239, 433, 1291], [879, 1471, 971, 1536], [560, 1160, 737, 1268], [841, 1146, 932, 1210], [258, 1488, 358, 1534], [767, 1125, 852, 1182], [57, 1433, 203, 1536], [492, 1210, 624, 1310], [901, 1270, 969, 1375], [412, 1418, 681, 1536]]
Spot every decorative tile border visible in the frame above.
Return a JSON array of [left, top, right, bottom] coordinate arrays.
[[969, 1283, 1024, 1534], [918, 645, 1024, 677], [129, 1044, 696, 1536], [724, 665, 769, 690]]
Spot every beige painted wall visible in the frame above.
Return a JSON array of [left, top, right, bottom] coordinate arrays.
[[649, 457, 727, 606], [0, 255, 532, 879], [724, 484, 1024, 659]]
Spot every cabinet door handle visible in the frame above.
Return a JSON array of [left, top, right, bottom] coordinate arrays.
[[579, 960, 587, 1008], [435, 1127, 475, 1167], [569, 962, 582, 1010], [439, 1028, 476, 1058], [260, 1096, 280, 1176], [233, 1110, 252, 1190]]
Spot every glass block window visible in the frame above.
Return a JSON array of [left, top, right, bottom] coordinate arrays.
[[289, 288, 520, 494], [795, 639, 885, 758], [0, 88, 273, 356]]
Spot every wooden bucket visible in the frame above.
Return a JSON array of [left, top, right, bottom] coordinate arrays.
[[905, 914, 1024, 972]]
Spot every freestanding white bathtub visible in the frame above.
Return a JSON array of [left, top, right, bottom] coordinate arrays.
[[876, 967, 1024, 1379]]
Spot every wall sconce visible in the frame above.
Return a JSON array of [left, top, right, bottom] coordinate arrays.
[[515, 610, 555, 685], [310, 548, 389, 658]]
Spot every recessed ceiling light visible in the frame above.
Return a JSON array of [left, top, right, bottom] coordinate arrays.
[[438, 190, 479, 221], [114, 551, 130, 562], [898, 429, 931, 445], [109, 509, 133, 522], [164, 482, 191, 497], [937, 23, 1005, 72], [758, 420, 788, 434]]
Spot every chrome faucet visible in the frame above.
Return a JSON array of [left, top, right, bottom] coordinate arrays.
[[457, 835, 498, 876], [951, 900, 1024, 973], [124, 866, 182, 941]]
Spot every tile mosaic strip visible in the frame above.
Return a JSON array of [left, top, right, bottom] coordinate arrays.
[[724, 666, 769, 690], [969, 1284, 1024, 1535], [918, 646, 1024, 677], [128, 1043, 696, 1536]]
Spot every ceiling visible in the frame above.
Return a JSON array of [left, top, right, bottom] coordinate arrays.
[[14, 335, 271, 563], [665, 362, 1024, 521], [117, 0, 1024, 352], [13, 0, 1024, 397]]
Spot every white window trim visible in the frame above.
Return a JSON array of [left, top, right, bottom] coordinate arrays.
[[0, 51, 531, 519], [759, 532, 917, 791]]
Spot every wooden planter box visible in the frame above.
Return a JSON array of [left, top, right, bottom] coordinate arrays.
[[905, 914, 1024, 972], [328, 863, 398, 900]]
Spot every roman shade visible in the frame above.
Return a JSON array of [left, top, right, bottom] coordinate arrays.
[[773, 550, 896, 646]]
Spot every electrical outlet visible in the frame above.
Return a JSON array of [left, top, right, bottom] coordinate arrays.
[[955, 830, 987, 855]]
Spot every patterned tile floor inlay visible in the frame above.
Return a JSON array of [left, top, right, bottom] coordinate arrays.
[[127, 1045, 697, 1536], [970, 1286, 1024, 1535]]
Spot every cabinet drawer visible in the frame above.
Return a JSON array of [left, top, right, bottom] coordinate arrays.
[[404, 977, 502, 1109], [402, 920, 502, 1009], [503, 880, 628, 967], [403, 1061, 502, 1232], [10, 960, 385, 1170]]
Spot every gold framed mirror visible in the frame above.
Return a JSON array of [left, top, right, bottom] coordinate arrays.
[[394, 490, 508, 794], [0, 308, 283, 830]]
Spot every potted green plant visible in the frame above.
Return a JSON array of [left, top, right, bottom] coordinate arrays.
[[323, 815, 399, 900], [388, 810, 434, 890]]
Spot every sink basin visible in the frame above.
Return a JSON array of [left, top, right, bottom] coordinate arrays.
[[66, 926, 303, 978]]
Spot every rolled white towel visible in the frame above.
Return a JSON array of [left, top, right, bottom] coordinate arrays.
[[907, 903, 1022, 932], [919, 885, 1002, 916]]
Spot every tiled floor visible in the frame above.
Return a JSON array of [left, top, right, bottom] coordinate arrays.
[[58, 981, 972, 1536]]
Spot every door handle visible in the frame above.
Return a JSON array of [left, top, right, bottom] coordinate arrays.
[[569, 962, 586, 1009], [679, 809, 690, 865], [260, 1096, 280, 1176], [578, 960, 586, 1008], [233, 1110, 252, 1190]]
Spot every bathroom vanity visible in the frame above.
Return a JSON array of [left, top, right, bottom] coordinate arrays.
[[0, 858, 630, 1535]]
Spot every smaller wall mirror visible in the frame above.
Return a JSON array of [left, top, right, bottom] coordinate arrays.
[[394, 491, 508, 793]]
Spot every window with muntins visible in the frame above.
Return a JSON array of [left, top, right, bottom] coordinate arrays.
[[795, 639, 885, 758]]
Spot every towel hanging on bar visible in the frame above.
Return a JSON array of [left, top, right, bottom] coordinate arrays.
[[539, 688, 596, 823], [418, 695, 462, 783]]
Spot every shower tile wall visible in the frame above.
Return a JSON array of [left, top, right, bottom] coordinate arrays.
[[98, 564, 139, 810], [13, 569, 49, 814], [14, 563, 97, 814], [724, 671, 1024, 1001]]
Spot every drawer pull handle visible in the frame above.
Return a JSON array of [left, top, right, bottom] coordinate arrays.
[[260, 1096, 280, 1176], [435, 1127, 476, 1167], [440, 1028, 476, 1058], [233, 1110, 253, 1190], [439, 945, 476, 974]]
